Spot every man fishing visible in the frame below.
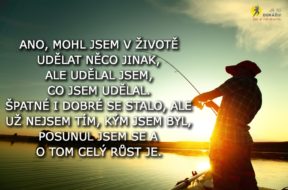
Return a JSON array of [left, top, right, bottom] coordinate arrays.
[[192, 60, 262, 190]]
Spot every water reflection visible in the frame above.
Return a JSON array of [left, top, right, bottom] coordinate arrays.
[[0, 142, 287, 190]]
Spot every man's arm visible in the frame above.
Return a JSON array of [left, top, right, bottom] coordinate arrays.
[[204, 100, 220, 112], [192, 88, 222, 112]]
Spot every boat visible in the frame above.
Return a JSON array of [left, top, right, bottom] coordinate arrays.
[[171, 170, 276, 190]]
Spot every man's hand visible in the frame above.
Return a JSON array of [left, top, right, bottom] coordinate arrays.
[[191, 89, 222, 111], [192, 96, 204, 109]]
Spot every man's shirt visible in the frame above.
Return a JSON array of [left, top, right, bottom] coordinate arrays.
[[211, 77, 262, 146]]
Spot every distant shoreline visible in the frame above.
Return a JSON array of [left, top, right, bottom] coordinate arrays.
[[1, 134, 288, 160]]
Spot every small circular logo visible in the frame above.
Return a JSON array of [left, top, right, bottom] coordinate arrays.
[[251, 5, 262, 16]]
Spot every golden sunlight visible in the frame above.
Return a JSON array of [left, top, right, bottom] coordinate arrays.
[[191, 110, 215, 141], [196, 160, 211, 172]]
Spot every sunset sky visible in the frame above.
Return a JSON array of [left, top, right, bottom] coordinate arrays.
[[0, 0, 288, 142]]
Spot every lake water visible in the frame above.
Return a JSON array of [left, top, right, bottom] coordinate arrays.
[[0, 142, 287, 190]]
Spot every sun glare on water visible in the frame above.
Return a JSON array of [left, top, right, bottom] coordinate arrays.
[[196, 161, 211, 172]]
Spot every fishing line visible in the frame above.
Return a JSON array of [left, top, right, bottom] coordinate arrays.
[[150, 53, 201, 95]]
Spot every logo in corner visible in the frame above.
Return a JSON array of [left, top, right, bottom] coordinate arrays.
[[250, 5, 262, 17]]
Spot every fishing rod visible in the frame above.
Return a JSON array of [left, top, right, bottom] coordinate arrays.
[[151, 53, 201, 95], [151, 53, 217, 116]]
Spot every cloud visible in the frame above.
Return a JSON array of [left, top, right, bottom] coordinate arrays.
[[153, 0, 288, 51]]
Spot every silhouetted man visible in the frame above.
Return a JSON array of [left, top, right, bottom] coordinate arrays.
[[192, 60, 262, 190]]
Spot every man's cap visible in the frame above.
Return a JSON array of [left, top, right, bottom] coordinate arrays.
[[225, 60, 261, 76]]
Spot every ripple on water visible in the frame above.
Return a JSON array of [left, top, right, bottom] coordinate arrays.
[[0, 142, 287, 190]]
